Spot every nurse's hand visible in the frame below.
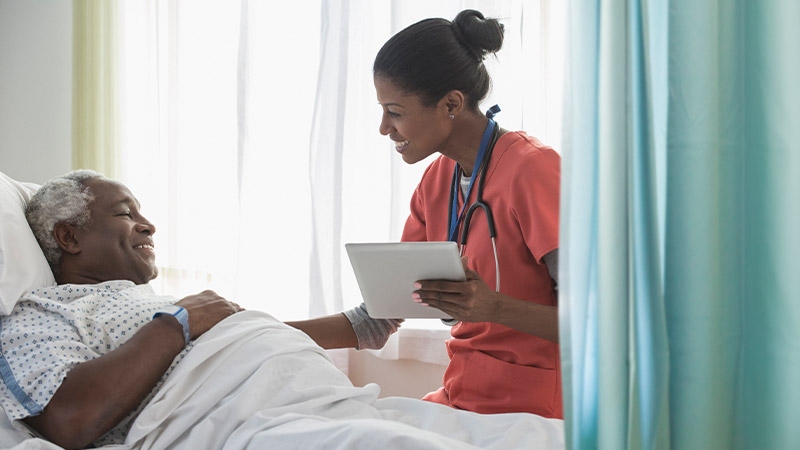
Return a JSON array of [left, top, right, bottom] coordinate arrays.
[[411, 268, 501, 324], [412, 262, 559, 342]]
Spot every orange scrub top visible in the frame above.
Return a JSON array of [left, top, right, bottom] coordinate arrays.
[[401, 131, 562, 418]]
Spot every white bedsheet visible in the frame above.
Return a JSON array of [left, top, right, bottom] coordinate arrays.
[[6, 311, 564, 450]]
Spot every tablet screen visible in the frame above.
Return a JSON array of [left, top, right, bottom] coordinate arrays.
[[345, 242, 465, 319]]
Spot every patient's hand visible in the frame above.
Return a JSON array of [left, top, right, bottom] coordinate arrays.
[[176, 290, 244, 339]]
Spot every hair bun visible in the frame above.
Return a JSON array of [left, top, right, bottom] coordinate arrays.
[[451, 9, 504, 61]]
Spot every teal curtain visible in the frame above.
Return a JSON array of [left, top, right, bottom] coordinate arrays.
[[560, 1, 800, 449]]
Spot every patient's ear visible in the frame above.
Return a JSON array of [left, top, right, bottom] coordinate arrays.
[[53, 223, 81, 255]]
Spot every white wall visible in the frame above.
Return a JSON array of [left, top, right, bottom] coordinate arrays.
[[348, 349, 446, 399], [0, 0, 72, 184]]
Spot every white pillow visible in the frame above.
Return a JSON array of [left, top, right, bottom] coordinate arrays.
[[0, 171, 56, 315]]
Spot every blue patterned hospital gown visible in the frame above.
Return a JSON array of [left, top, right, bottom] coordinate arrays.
[[0, 281, 193, 446]]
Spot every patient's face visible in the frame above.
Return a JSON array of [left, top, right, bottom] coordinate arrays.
[[72, 178, 158, 285]]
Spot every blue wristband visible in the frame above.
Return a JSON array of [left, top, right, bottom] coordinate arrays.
[[153, 305, 191, 346]]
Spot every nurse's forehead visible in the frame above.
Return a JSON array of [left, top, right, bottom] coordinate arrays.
[[374, 77, 419, 105]]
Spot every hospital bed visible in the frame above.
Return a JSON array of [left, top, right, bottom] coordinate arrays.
[[0, 171, 565, 450]]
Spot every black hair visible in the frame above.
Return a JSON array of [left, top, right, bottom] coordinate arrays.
[[373, 9, 504, 110]]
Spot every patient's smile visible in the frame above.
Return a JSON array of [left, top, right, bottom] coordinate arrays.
[[134, 243, 156, 257]]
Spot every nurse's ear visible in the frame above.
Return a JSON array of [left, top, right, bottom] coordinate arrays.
[[53, 222, 82, 255], [441, 89, 467, 119]]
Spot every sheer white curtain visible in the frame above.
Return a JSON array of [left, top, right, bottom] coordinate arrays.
[[114, 0, 565, 363]]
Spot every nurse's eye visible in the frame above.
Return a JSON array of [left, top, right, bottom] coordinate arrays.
[[387, 111, 400, 118], [117, 212, 132, 218]]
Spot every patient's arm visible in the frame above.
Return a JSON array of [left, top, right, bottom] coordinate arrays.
[[287, 313, 359, 349], [24, 316, 185, 449], [24, 290, 240, 450]]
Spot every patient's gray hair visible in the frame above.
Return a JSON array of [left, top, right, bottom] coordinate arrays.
[[25, 169, 106, 276]]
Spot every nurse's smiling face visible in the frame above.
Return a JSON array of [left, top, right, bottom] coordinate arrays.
[[375, 75, 452, 165], [64, 178, 159, 285]]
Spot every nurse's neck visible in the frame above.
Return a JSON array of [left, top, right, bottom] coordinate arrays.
[[445, 112, 492, 175]]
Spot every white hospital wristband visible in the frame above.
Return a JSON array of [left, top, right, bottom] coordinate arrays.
[[153, 305, 191, 346]]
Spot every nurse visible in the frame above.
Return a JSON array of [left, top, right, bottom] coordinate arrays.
[[290, 9, 561, 418]]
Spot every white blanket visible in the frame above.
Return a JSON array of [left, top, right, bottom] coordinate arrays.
[[9, 311, 564, 450]]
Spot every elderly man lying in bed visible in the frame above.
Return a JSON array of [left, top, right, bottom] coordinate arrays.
[[0, 170, 562, 450]]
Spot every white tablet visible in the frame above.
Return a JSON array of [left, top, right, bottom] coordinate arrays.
[[345, 241, 466, 319]]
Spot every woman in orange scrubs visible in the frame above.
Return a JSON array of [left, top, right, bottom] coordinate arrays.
[[290, 9, 561, 418]]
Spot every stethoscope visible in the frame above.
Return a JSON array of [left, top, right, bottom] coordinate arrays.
[[447, 104, 502, 293]]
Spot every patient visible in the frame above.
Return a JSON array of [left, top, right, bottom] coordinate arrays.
[[0, 170, 244, 448]]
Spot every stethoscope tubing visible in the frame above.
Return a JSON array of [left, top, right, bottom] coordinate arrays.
[[440, 108, 503, 326], [447, 116, 502, 293]]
